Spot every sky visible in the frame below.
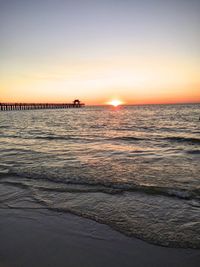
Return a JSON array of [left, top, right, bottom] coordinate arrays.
[[0, 0, 200, 105]]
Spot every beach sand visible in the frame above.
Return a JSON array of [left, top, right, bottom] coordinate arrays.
[[0, 208, 200, 267]]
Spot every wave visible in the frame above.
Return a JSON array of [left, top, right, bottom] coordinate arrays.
[[185, 149, 200, 155], [34, 135, 82, 141], [111, 136, 146, 142], [105, 135, 200, 145], [164, 136, 200, 145], [1, 133, 145, 142], [0, 125, 10, 129], [0, 179, 122, 195], [3, 171, 200, 201], [2, 132, 200, 145], [0, 134, 95, 142], [106, 135, 200, 145], [42, 183, 200, 200]]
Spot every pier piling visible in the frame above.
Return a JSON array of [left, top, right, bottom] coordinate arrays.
[[0, 100, 84, 111]]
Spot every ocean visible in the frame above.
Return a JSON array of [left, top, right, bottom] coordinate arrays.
[[0, 104, 200, 248]]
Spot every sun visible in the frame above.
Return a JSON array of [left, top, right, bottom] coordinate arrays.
[[108, 99, 123, 107]]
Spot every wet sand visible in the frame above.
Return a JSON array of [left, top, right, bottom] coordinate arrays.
[[0, 208, 200, 267]]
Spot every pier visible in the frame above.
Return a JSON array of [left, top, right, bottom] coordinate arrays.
[[0, 99, 85, 111]]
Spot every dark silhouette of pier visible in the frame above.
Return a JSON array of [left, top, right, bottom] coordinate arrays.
[[0, 99, 85, 111]]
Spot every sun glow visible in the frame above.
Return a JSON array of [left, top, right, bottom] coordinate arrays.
[[108, 99, 123, 107]]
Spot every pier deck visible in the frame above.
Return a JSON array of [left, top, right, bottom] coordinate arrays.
[[0, 100, 85, 111]]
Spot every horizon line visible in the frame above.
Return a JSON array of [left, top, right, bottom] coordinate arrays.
[[1, 101, 200, 106]]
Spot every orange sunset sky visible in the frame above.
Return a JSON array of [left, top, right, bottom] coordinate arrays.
[[1, 0, 200, 105]]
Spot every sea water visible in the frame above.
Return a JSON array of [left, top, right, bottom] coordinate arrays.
[[0, 104, 200, 248]]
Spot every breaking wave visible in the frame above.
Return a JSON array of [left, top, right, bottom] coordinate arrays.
[[3, 170, 200, 201]]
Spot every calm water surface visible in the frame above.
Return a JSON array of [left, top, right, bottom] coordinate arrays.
[[0, 104, 200, 248]]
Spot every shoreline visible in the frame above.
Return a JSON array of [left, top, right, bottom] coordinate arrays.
[[0, 208, 200, 267], [1, 177, 200, 250]]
